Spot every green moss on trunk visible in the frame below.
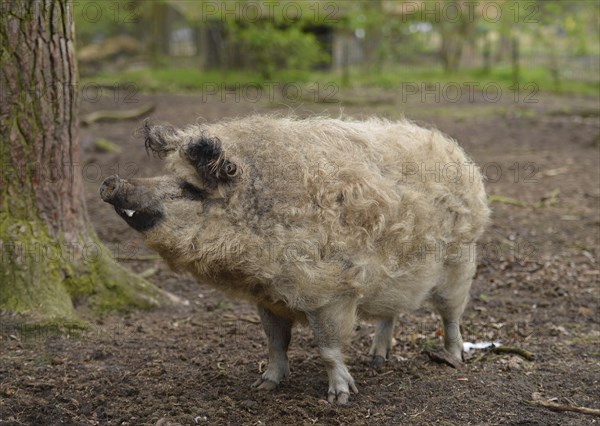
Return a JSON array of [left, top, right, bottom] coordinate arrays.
[[1, 217, 76, 319], [66, 233, 164, 313], [0, 215, 165, 320]]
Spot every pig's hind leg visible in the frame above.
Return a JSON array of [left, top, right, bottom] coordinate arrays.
[[306, 298, 359, 404], [252, 305, 292, 390], [431, 261, 476, 364], [369, 317, 396, 369]]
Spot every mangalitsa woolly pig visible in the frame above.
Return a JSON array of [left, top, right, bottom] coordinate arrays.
[[100, 115, 490, 404]]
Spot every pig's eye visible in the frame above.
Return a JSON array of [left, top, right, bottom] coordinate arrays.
[[180, 181, 208, 201], [223, 161, 237, 177]]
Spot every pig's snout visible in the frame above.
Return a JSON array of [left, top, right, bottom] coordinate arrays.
[[100, 175, 121, 204], [99, 175, 164, 232]]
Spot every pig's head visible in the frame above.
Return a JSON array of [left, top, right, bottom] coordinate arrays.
[[99, 122, 243, 265]]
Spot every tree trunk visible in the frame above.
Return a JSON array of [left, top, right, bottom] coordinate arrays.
[[149, 2, 170, 65], [438, 3, 478, 73], [511, 36, 520, 84], [482, 32, 492, 74], [0, 1, 166, 320], [440, 30, 464, 72]]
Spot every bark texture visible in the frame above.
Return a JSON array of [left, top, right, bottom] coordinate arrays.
[[0, 1, 164, 319]]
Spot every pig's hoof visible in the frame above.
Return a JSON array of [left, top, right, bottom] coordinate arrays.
[[425, 350, 463, 369], [328, 391, 350, 404], [370, 355, 386, 370], [251, 378, 279, 391], [327, 385, 358, 405], [327, 378, 359, 404]]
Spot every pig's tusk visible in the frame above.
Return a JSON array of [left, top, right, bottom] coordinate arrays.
[[124, 209, 135, 217]]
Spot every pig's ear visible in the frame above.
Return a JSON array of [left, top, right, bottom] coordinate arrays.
[[186, 136, 239, 185], [140, 121, 177, 158]]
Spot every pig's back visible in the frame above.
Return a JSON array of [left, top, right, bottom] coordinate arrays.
[[208, 116, 489, 253]]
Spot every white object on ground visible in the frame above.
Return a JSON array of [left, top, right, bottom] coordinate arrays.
[[463, 341, 501, 352]]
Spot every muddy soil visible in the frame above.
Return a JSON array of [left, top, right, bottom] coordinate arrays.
[[1, 89, 599, 425]]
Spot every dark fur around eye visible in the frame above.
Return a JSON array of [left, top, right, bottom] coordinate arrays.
[[180, 181, 208, 200], [186, 135, 239, 185], [186, 136, 222, 167]]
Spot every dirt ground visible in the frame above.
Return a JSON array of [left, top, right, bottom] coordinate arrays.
[[1, 87, 599, 425]]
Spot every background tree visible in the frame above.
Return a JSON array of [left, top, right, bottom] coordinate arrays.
[[227, 21, 327, 79], [173, 0, 329, 78], [436, 1, 479, 72], [0, 1, 166, 320]]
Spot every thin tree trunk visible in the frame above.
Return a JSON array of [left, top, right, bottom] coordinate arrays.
[[438, 3, 478, 73], [0, 1, 165, 320], [482, 32, 492, 73], [512, 36, 520, 84], [150, 2, 169, 65]]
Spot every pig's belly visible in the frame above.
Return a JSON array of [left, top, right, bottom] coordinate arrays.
[[356, 263, 444, 318]]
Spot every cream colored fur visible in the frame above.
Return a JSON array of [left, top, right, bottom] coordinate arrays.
[[135, 115, 490, 402], [143, 115, 490, 319]]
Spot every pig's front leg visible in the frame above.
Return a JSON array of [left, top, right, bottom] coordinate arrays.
[[252, 305, 292, 390], [306, 298, 359, 404]]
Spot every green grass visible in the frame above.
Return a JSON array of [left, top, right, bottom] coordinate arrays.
[[85, 68, 259, 92], [83, 68, 316, 92], [82, 64, 599, 97], [327, 65, 599, 97]]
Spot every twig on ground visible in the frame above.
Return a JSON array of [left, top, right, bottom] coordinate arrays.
[[116, 254, 161, 261], [81, 104, 155, 126], [139, 267, 158, 278], [222, 313, 261, 324], [488, 195, 528, 207], [237, 316, 261, 324], [492, 346, 535, 361], [527, 399, 600, 417], [488, 189, 560, 209]]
